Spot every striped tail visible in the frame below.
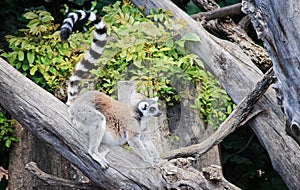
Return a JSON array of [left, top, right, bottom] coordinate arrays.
[[60, 10, 107, 106]]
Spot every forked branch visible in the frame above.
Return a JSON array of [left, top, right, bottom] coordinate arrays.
[[0, 58, 239, 189], [162, 68, 275, 159]]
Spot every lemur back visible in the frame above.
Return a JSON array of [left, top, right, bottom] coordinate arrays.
[[68, 91, 161, 146], [61, 10, 162, 169], [60, 10, 107, 105]]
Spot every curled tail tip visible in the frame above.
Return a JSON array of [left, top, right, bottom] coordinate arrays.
[[60, 28, 71, 41]]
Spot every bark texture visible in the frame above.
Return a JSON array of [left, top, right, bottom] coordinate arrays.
[[242, 0, 300, 145], [118, 81, 221, 169], [9, 124, 87, 190], [1, 0, 300, 189], [129, 0, 300, 189], [0, 59, 238, 189], [191, 0, 272, 72]]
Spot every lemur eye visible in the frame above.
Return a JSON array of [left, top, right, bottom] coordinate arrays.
[[149, 107, 156, 112]]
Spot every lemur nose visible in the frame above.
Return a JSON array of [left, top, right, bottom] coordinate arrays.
[[155, 111, 162, 117]]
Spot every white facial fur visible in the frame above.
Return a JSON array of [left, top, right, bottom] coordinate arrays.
[[138, 99, 162, 117]]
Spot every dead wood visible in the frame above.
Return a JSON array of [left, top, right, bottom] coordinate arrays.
[[191, 0, 271, 72], [162, 68, 274, 160], [242, 0, 300, 146], [1, 0, 300, 188], [25, 162, 96, 190], [130, 0, 300, 189], [191, 3, 242, 21], [0, 58, 239, 189]]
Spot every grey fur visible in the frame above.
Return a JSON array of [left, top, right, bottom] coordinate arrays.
[[68, 91, 162, 169], [63, 11, 162, 169]]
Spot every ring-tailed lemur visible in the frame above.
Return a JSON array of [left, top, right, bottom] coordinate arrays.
[[60, 10, 107, 105], [60, 10, 162, 169]]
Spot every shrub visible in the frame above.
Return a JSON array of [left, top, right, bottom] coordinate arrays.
[[1, 10, 90, 97]]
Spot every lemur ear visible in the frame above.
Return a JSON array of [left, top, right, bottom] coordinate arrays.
[[138, 102, 149, 111], [152, 97, 159, 102]]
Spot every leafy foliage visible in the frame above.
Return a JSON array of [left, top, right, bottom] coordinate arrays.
[[0, 1, 286, 190], [191, 69, 236, 129], [0, 112, 17, 150], [94, 1, 235, 128], [1, 1, 235, 130], [0, 111, 18, 189], [1, 10, 90, 93]]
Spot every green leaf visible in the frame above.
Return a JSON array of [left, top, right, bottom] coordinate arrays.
[[175, 40, 185, 48], [41, 57, 51, 66], [18, 50, 24, 61], [27, 51, 35, 64], [24, 12, 38, 19], [150, 8, 156, 15], [126, 54, 132, 62], [15, 62, 22, 69], [5, 139, 11, 148], [49, 67, 57, 75], [30, 65, 38, 75], [2, 52, 17, 63], [22, 63, 29, 71], [52, 57, 63, 64], [41, 15, 54, 23], [165, 39, 174, 47], [27, 19, 40, 28], [120, 50, 127, 58], [57, 45, 67, 55]]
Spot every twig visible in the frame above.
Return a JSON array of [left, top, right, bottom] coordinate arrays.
[[191, 3, 242, 21], [161, 68, 275, 159], [25, 162, 98, 190]]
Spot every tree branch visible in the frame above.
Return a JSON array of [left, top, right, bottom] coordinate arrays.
[[2, 0, 300, 188], [0, 58, 162, 189], [25, 162, 96, 190], [0, 166, 8, 181], [0, 58, 239, 189], [237, 15, 251, 31], [161, 68, 274, 159], [191, 3, 242, 21], [242, 0, 300, 146], [191, 0, 271, 72], [130, 0, 300, 188], [160, 158, 241, 190]]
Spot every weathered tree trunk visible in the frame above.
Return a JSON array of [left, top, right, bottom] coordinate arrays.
[[9, 124, 79, 190], [117, 81, 221, 169], [191, 0, 272, 72], [242, 0, 300, 145], [2, 0, 300, 189], [0, 58, 238, 189], [129, 0, 300, 189]]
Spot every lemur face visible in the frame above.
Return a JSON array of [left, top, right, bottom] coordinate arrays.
[[138, 97, 162, 118]]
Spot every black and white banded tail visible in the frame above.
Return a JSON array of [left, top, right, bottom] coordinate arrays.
[[60, 10, 107, 106]]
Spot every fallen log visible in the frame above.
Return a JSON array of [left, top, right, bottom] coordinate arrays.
[[242, 0, 300, 146], [130, 0, 300, 189], [0, 58, 239, 189]]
